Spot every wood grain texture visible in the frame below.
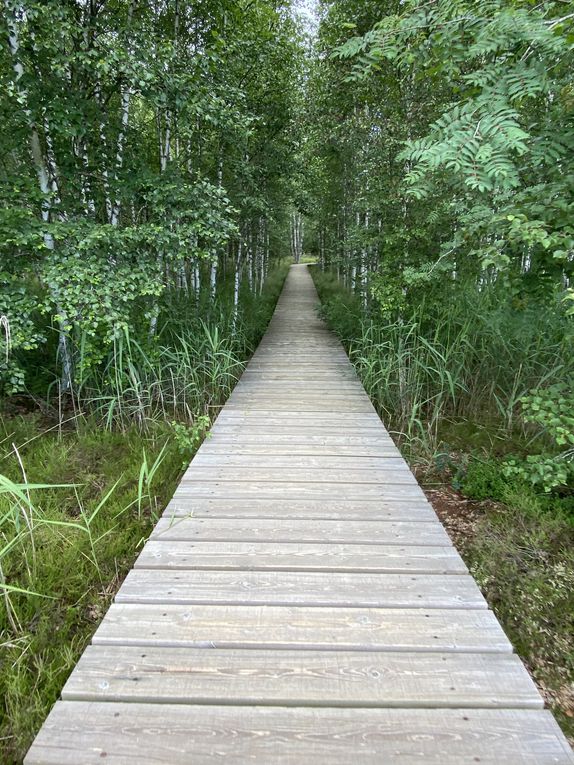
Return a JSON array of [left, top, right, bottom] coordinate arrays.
[[25, 704, 574, 765], [62, 646, 541, 708], [203, 432, 396, 444], [173, 481, 428, 500], [180, 467, 419, 485], [202, 440, 398, 453], [115, 569, 487, 609], [160, 498, 438, 524], [135, 541, 467, 574], [190, 454, 405, 468], [151, 518, 447, 544], [92, 604, 512, 652]]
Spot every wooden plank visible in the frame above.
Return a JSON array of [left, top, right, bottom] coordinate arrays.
[[216, 411, 379, 423], [211, 420, 392, 432], [151, 518, 446, 544], [203, 433, 396, 446], [135, 541, 466, 574], [25, 703, 574, 765], [233, 378, 363, 387], [62, 646, 541, 708], [180, 468, 418, 486], [251, 351, 350, 358], [227, 394, 372, 401], [162, 498, 437, 521], [173, 482, 428, 500], [115, 570, 487, 609], [191, 454, 405, 469], [239, 371, 359, 380], [92, 604, 511, 652], [247, 361, 353, 368], [218, 400, 377, 412], [198, 443, 402, 457]]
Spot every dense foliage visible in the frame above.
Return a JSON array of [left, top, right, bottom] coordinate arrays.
[[1, 0, 302, 401], [304, 0, 574, 491], [1, 0, 574, 758]]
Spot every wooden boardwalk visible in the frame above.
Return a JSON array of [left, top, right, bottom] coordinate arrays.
[[26, 265, 573, 764]]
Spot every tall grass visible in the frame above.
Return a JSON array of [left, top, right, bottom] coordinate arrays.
[[0, 262, 289, 764], [75, 322, 243, 429], [311, 268, 572, 452], [0, 422, 181, 764], [70, 265, 289, 429], [26, 262, 290, 430]]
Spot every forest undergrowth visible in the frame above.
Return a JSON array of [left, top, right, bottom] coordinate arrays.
[[0, 263, 288, 765], [311, 265, 574, 741]]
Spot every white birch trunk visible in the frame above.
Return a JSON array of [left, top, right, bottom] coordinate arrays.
[[233, 239, 243, 328], [95, 82, 113, 222], [362, 211, 369, 307], [110, 86, 131, 226], [210, 258, 218, 299], [4, 1, 72, 391]]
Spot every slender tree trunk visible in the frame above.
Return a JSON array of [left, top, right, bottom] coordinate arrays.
[[362, 211, 369, 307], [95, 82, 113, 222], [291, 212, 303, 263], [233, 238, 243, 328], [4, 0, 72, 391], [110, 86, 131, 226], [210, 257, 218, 300]]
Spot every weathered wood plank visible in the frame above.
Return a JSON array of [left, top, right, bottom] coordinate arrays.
[[191, 454, 405, 469], [174, 482, 428, 500], [232, 381, 365, 392], [180, 467, 418, 486], [202, 433, 397, 447], [209, 425, 391, 435], [115, 570, 487, 609], [152, 518, 446, 544], [62, 646, 540, 708], [239, 371, 359, 381], [25, 703, 574, 765], [215, 411, 380, 423], [135, 541, 466, 574], [162, 498, 437, 521], [92, 603, 511, 652], [196, 444, 403, 456]]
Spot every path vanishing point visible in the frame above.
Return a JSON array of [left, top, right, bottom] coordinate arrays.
[[26, 265, 574, 764]]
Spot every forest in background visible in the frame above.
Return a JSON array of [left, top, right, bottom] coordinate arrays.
[[1, 0, 573, 761], [0, 1, 299, 760], [304, 0, 574, 739]]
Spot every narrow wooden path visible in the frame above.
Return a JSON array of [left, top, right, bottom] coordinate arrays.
[[26, 265, 573, 764]]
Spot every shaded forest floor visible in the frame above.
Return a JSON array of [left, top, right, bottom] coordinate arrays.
[[418, 469, 574, 745]]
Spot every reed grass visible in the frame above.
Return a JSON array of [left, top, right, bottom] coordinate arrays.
[[0, 262, 289, 764], [311, 268, 572, 454]]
